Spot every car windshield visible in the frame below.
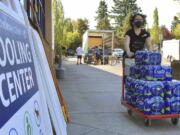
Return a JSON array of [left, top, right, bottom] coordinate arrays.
[[114, 49, 123, 52]]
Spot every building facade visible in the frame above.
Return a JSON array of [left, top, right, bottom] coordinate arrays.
[[20, 0, 54, 51]]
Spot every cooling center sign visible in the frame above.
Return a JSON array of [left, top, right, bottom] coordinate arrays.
[[0, 11, 48, 134]]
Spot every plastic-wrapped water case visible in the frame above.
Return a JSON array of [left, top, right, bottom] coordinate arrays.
[[136, 95, 146, 111], [135, 51, 161, 65], [164, 80, 180, 98], [144, 96, 165, 115], [125, 77, 138, 92], [135, 51, 144, 65], [134, 79, 146, 96], [125, 77, 135, 91], [143, 81, 164, 98], [165, 97, 180, 114], [162, 66, 173, 81], [146, 51, 161, 65], [141, 65, 172, 81], [130, 65, 141, 79], [125, 91, 137, 106]]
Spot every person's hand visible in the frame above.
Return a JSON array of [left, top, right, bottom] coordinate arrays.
[[127, 51, 134, 58]]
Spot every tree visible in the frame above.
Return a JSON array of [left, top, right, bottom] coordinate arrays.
[[161, 25, 174, 40], [63, 32, 80, 49], [62, 19, 80, 50], [111, 0, 141, 27], [53, 0, 65, 54], [77, 18, 89, 36], [171, 14, 180, 31], [117, 12, 132, 39], [64, 18, 73, 32], [53, 0, 89, 53], [173, 0, 180, 4], [150, 8, 160, 46], [172, 16, 178, 31], [173, 23, 180, 39], [111, 0, 141, 45], [95, 0, 111, 30], [66, 18, 89, 50]]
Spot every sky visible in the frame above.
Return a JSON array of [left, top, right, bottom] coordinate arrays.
[[61, 0, 180, 30]]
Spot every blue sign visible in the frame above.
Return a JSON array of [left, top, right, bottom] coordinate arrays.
[[0, 11, 38, 128]]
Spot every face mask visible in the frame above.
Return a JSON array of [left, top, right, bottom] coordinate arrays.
[[134, 21, 144, 28]]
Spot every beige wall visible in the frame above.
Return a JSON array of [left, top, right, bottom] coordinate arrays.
[[45, 0, 54, 51], [45, 0, 55, 61], [88, 37, 103, 48]]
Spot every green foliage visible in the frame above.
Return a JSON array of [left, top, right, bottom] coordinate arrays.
[[53, 0, 89, 53], [64, 32, 80, 48], [171, 14, 180, 32], [64, 18, 74, 32], [63, 19, 88, 50], [161, 25, 174, 40], [53, 0, 64, 47], [65, 18, 89, 50], [110, 0, 141, 45], [95, 0, 111, 30], [150, 8, 160, 45], [67, 18, 89, 50], [111, 0, 141, 27], [77, 19, 89, 36], [173, 23, 180, 39], [117, 12, 132, 39], [173, 0, 180, 4], [171, 13, 180, 39]]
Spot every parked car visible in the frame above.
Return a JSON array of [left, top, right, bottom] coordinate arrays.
[[112, 48, 124, 57], [67, 49, 75, 56]]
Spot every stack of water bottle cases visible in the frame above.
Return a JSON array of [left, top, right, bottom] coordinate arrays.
[[125, 50, 180, 115]]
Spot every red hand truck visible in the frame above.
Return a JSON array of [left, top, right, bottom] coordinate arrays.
[[121, 57, 180, 126]]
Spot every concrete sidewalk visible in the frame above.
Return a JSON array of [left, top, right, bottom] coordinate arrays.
[[59, 59, 179, 135]]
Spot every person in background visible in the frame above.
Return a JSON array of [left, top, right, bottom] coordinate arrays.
[[124, 13, 152, 58], [55, 55, 59, 64], [94, 46, 101, 65], [76, 46, 83, 64]]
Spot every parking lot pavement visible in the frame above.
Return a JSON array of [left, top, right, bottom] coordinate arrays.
[[59, 59, 180, 135]]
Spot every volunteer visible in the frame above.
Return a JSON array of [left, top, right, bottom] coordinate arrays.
[[124, 13, 152, 58]]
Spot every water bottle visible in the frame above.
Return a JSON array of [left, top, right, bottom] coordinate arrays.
[[144, 96, 165, 115], [144, 65, 155, 81], [142, 50, 151, 65], [164, 80, 180, 98], [144, 81, 164, 98], [165, 97, 180, 114], [135, 51, 144, 65], [136, 95, 145, 111], [162, 66, 172, 81], [149, 51, 161, 65], [130, 65, 141, 79], [135, 79, 146, 96]]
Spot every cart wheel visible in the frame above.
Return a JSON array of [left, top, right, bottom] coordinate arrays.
[[144, 119, 151, 127], [127, 109, 132, 116], [171, 118, 179, 125]]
